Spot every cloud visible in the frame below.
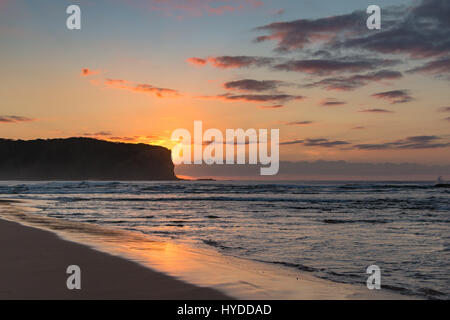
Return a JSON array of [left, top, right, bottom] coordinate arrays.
[[280, 138, 350, 148], [408, 57, 450, 78], [286, 121, 314, 126], [272, 58, 392, 76], [254, 10, 366, 52], [359, 108, 394, 113], [108, 136, 137, 142], [258, 104, 284, 109], [444, 117, 450, 122], [253, 0, 450, 89], [186, 57, 208, 66], [188, 55, 398, 78], [104, 79, 128, 86], [104, 78, 180, 98], [336, 0, 450, 59], [278, 139, 305, 146], [81, 68, 100, 76], [83, 131, 112, 137], [320, 99, 346, 106], [0, 115, 35, 123], [133, 84, 179, 97], [203, 93, 304, 104], [352, 126, 365, 130], [280, 135, 449, 151], [438, 106, 450, 112], [303, 139, 350, 148], [223, 79, 284, 92], [305, 70, 403, 91], [187, 56, 275, 69], [354, 135, 450, 150], [371, 90, 413, 104]]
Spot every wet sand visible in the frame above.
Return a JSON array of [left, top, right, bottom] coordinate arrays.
[[0, 217, 230, 299]]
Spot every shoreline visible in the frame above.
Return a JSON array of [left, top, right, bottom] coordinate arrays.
[[0, 200, 415, 300]]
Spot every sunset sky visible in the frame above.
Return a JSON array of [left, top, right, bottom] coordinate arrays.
[[1, 0, 449, 175]]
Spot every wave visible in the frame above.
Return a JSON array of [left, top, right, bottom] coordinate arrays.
[[322, 219, 392, 224], [0, 181, 439, 196]]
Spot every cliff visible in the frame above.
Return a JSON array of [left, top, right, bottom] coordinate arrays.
[[0, 138, 177, 180]]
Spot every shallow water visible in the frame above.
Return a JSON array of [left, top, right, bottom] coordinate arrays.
[[1, 180, 448, 299]]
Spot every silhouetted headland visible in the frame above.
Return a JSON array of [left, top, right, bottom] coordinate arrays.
[[0, 138, 177, 180]]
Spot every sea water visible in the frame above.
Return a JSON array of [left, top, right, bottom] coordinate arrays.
[[0, 180, 448, 299]]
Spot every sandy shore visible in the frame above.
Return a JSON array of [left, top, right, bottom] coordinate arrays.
[[0, 200, 413, 300], [0, 217, 231, 299]]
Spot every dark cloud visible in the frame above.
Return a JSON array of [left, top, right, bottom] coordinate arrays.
[[188, 56, 276, 69], [407, 136, 439, 142], [354, 135, 450, 150], [438, 106, 450, 112], [208, 93, 305, 104], [255, 10, 366, 52], [279, 139, 305, 146], [444, 117, 450, 122], [359, 108, 394, 113], [280, 138, 350, 148], [304, 139, 351, 147], [272, 58, 392, 76], [372, 90, 413, 104], [305, 70, 403, 91], [0, 115, 35, 123], [188, 55, 397, 77], [286, 121, 314, 126], [280, 135, 449, 151], [408, 57, 450, 75], [352, 126, 365, 130], [224, 79, 284, 92], [320, 99, 346, 106], [254, 0, 450, 88], [337, 0, 450, 59], [259, 104, 284, 109]]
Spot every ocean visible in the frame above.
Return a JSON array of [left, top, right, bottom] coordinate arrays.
[[0, 181, 448, 299]]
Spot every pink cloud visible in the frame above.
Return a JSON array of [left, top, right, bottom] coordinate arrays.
[[104, 78, 180, 98], [186, 57, 208, 66]]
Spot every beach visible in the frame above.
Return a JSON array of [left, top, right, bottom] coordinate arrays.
[[0, 198, 413, 300], [0, 215, 230, 299]]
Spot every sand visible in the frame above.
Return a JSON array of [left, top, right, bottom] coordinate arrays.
[[0, 217, 231, 299]]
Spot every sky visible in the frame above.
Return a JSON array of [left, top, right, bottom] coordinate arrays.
[[1, 0, 449, 178]]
